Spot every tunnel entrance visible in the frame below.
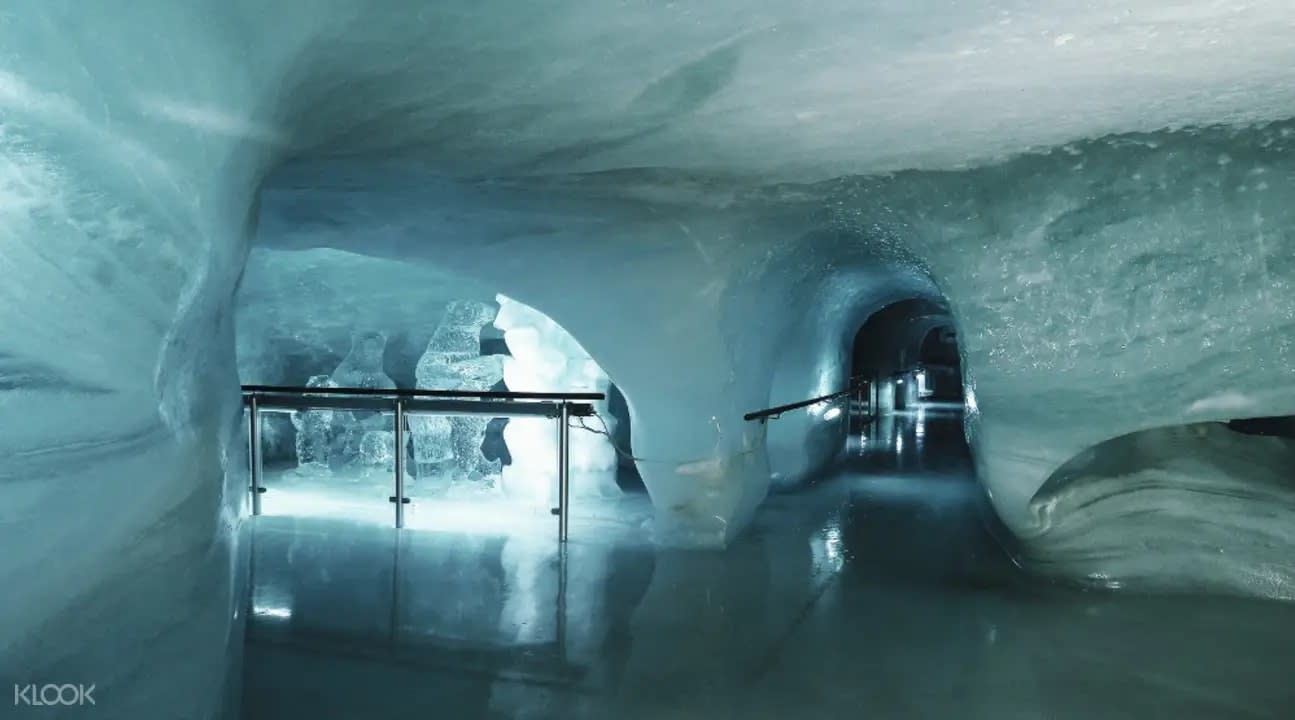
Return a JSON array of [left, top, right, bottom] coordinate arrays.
[[846, 297, 971, 473], [1226, 415, 1295, 440], [849, 298, 964, 417], [913, 325, 963, 405]]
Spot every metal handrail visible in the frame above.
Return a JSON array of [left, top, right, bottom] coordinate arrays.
[[744, 377, 870, 423], [242, 383, 594, 541], [242, 384, 604, 402]]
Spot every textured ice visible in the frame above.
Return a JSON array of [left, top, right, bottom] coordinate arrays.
[[823, 124, 1295, 565], [331, 331, 396, 391], [411, 300, 504, 485], [324, 332, 398, 472], [411, 415, 454, 469], [4, 3, 1295, 717], [358, 430, 396, 475], [235, 247, 500, 470], [235, 247, 497, 388], [291, 374, 339, 473]]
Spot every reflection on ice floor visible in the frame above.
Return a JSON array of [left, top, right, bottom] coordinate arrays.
[[257, 465, 652, 540], [243, 410, 1295, 719]]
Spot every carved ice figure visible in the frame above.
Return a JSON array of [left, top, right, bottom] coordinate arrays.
[[329, 331, 397, 471], [412, 301, 505, 485], [358, 429, 396, 477], [291, 375, 339, 474], [494, 295, 619, 507], [331, 330, 397, 391]]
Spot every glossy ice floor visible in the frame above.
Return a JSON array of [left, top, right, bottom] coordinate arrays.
[[241, 410, 1295, 719]]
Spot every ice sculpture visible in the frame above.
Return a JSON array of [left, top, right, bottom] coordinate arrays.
[[331, 331, 397, 391], [292, 375, 339, 474], [494, 295, 620, 507], [358, 429, 396, 476], [328, 332, 397, 473], [412, 301, 505, 485], [411, 415, 455, 472]]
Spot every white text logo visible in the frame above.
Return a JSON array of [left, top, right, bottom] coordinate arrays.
[[13, 684, 96, 706]]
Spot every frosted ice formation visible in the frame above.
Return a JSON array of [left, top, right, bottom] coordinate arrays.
[[494, 295, 620, 507], [331, 331, 397, 391], [328, 332, 397, 471], [6, 3, 1295, 716], [411, 301, 504, 485], [358, 430, 396, 476], [292, 375, 339, 473], [411, 415, 455, 472]]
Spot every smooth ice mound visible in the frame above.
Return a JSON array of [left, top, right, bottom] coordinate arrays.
[[1024, 422, 1295, 599]]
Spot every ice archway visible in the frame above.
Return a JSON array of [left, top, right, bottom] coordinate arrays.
[[3, 3, 1295, 718]]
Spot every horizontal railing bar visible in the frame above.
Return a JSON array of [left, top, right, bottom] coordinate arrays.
[[744, 377, 870, 422], [242, 384, 604, 402], [744, 390, 851, 422], [253, 394, 595, 418]]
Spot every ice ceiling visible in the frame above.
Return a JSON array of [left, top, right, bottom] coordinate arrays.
[[3, 2, 1295, 718]]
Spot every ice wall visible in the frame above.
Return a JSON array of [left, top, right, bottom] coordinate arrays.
[[1028, 423, 1295, 598], [235, 247, 497, 389], [0, 8, 274, 717], [827, 121, 1295, 597]]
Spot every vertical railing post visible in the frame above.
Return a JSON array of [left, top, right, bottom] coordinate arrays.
[[557, 401, 571, 543], [393, 398, 407, 529], [389, 531, 402, 646], [248, 394, 263, 516], [556, 542, 569, 662]]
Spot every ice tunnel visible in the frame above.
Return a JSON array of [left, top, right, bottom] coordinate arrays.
[[3, 2, 1295, 718]]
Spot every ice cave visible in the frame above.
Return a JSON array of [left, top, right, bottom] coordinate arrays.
[[3, 3, 1295, 718]]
